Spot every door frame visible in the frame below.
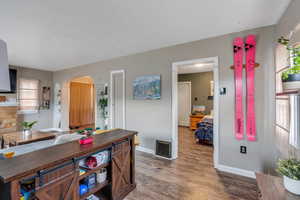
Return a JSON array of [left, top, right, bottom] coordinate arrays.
[[110, 70, 126, 129], [171, 56, 219, 168], [177, 81, 192, 127]]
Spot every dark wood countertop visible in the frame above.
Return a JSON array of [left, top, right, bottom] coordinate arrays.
[[0, 129, 137, 183]]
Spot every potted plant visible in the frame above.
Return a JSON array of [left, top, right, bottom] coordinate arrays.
[[21, 121, 37, 135], [278, 36, 300, 91], [98, 91, 108, 129], [277, 158, 300, 195]]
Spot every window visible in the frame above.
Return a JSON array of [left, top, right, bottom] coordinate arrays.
[[19, 78, 40, 113]]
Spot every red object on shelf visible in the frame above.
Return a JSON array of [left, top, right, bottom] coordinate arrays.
[[79, 137, 94, 145], [85, 156, 97, 169]]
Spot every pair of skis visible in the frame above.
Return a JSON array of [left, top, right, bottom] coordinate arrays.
[[233, 35, 256, 141]]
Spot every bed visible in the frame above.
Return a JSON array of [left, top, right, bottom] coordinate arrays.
[[194, 115, 213, 145]]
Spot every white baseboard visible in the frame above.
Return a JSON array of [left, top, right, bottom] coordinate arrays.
[[136, 147, 255, 179], [136, 146, 155, 155], [136, 146, 175, 160], [216, 164, 256, 179]]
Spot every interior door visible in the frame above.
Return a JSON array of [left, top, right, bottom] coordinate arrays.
[[69, 82, 94, 128], [178, 82, 191, 126], [111, 71, 125, 129]]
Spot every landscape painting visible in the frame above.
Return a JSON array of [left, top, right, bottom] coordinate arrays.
[[133, 75, 161, 100]]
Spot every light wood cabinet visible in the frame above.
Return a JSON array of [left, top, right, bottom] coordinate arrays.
[[69, 82, 94, 128]]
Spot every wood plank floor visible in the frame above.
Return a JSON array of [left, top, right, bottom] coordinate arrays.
[[126, 127, 259, 200]]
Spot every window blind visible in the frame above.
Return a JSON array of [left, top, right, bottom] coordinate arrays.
[[19, 78, 40, 111]]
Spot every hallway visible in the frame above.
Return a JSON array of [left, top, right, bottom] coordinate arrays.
[[126, 127, 258, 200]]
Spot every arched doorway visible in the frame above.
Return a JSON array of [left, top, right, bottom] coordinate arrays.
[[69, 76, 95, 130]]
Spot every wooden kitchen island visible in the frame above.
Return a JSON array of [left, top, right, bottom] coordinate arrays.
[[0, 129, 137, 200]]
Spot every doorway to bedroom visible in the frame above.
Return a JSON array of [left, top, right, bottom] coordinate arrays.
[[172, 57, 219, 167]]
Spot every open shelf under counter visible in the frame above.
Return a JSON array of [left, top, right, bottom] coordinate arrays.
[[80, 180, 109, 200], [94, 190, 110, 200], [79, 162, 109, 181]]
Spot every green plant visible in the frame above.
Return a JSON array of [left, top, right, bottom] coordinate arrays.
[[277, 158, 300, 180], [98, 91, 108, 118], [278, 36, 300, 81], [21, 121, 37, 130]]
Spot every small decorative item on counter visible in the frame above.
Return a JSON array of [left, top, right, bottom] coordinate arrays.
[[79, 136, 94, 145], [3, 151, 15, 158], [97, 168, 107, 184], [77, 128, 94, 136], [79, 184, 88, 196], [21, 121, 37, 135], [277, 158, 300, 195], [86, 194, 100, 200], [83, 174, 97, 189]]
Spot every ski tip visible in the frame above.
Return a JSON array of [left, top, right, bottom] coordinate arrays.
[[233, 37, 244, 46], [246, 35, 256, 44], [235, 135, 244, 140], [247, 136, 257, 142]]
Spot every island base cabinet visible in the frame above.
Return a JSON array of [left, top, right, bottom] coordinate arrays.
[[0, 130, 137, 200], [112, 139, 136, 200], [35, 171, 78, 200]]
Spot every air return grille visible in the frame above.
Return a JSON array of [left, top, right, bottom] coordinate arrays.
[[155, 140, 172, 158]]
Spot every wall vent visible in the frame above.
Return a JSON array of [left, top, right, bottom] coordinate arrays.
[[156, 140, 172, 158]]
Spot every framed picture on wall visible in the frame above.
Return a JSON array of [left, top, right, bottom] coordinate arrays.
[[133, 75, 161, 100], [41, 86, 51, 109]]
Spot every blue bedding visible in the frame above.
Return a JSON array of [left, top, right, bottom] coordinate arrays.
[[194, 120, 213, 144]]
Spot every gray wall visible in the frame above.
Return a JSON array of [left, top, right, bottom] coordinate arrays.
[[54, 25, 276, 173], [178, 72, 213, 115], [275, 0, 300, 160], [4, 66, 53, 131]]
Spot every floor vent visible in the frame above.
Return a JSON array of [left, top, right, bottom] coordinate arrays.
[[156, 140, 172, 158]]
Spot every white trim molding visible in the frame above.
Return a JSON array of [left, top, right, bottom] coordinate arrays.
[[216, 164, 256, 179], [136, 146, 155, 155], [110, 70, 126, 129], [172, 57, 220, 168], [136, 146, 175, 160], [177, 81, 192, 127]]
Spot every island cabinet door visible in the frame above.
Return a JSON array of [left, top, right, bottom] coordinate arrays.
[[112, 139, 135, 200], [35, 161, 79, 200]]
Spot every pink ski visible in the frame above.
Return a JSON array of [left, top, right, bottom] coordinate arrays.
[[245, 35, 257, 141], [233, 37, 244, 140]]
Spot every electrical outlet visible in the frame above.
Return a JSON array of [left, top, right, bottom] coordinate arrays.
[[240, 146, 247, 154]]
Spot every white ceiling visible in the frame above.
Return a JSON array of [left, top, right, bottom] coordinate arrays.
[[178, 62, 214, 74], [0, 0, 291, 71]]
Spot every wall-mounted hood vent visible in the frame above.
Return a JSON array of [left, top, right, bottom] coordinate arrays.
[[0, 39, 10, 92]]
